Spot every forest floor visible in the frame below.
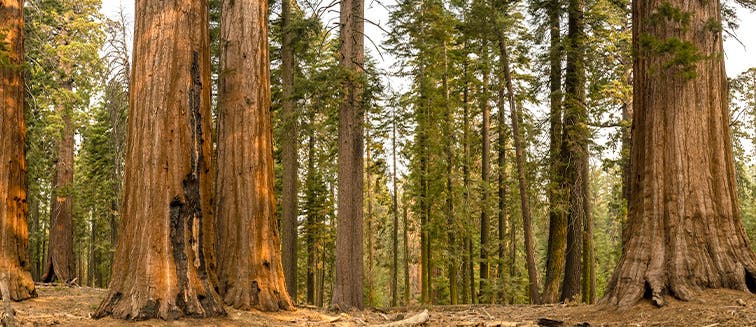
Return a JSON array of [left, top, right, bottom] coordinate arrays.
[[4, 285, 754, 326]]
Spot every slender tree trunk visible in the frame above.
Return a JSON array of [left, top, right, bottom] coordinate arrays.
[[461, 55, 474, 304], [443, 42, 458, 305], [541, 0, 567, 304], [280, 0, 299, 302], [317, 242, 326, 307], [403, 204, 410, 305], [418, 67, 431, 304], [479, 41, 491, 303], [560, 0, 588, 302], [333, 0, 365, 309], [508, 191, 516, 304], [496, 81, 508, 304], [602, 0, 756, 307], [391, 107, 399, 307], [106, 9, 130, 258], [497, 32, 540, 304], [365, 115, 374, 307], [618, 57, 633, 229], [215, 0, 293, 311], [306, 118, 317, 305], [94, 0, 226, 319], [29, 196, 40, 282], [582, 204, 595, 303], [43, 80, 75, 284], [88, 215, 96, 287], [0, 0, 36, 300]]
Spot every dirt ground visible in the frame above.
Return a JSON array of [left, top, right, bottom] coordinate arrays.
[[4, 286, 754, 326]]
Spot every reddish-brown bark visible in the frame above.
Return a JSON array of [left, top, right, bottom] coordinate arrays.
[[42, 80, 75, 284], [0, 0, 36, 301], [280, 0, 299, 302], [333, 0, 365, 309], [94, 0, 225, 320], [602, 0, 756, 307], [215, 0, 293, 312]]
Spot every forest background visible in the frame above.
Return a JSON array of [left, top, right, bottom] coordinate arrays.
[[20, 0, 756, 309]]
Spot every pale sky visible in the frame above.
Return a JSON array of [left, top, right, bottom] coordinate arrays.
[[101, 0, 755, 80]]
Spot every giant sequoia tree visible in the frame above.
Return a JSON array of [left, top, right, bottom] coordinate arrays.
[[215, 0, 293, 312], [0, 0, 36, 301], [94, 0, 225, 319], [602, 0, 756, 306]]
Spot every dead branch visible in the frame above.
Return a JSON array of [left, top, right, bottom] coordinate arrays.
[[371, 309, 430, 327]]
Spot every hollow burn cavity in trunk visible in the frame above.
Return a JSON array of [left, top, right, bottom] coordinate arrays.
[[746, 269, 756, 293]]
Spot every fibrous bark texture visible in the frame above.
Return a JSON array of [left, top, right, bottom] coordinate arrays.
[[0, 0, 36, 301], [560, 0, 588, 302], [280, 0, 299, 302], [601, 0, 756, 307], [42, 83, 75, 284], [215, 0, 294, 312], [94, 0, 225, 320], [333, 0, 365, 310], [541, 0, 566, 304]]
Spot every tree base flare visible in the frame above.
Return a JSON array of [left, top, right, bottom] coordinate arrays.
[[0, 271, 36, 302], [222, 282, 293, 312], [601, 238, 756, 307], [93, 288, 226, 320]]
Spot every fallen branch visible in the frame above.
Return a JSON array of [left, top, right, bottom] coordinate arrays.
[[371, 309, 430, 327]]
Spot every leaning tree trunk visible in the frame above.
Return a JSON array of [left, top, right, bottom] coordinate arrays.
[[0, 0, 36, 301], [332, 0, 365, 310], [94, 0, 225, 320], [215, 0, 293, 312], [601, 0, 756, 307], [497, 31, 540, 304]]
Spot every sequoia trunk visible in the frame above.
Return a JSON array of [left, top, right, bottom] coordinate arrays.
[[94, 0, 225, 319], [215, 0, 293, 312], [42, 81, 75, 284], [602, 0, 756, 307], [0, 0, 36, 301]]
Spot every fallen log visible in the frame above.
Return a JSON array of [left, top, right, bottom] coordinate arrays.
[[371, 309, 430, 327]]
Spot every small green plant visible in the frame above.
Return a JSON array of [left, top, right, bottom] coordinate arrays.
[[649, 2, 692, 29], [640, 33, 704, 79], [704, 18, 722, 33]]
